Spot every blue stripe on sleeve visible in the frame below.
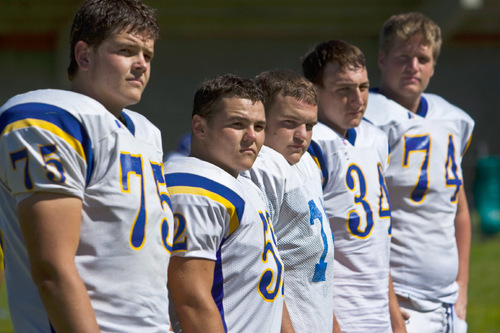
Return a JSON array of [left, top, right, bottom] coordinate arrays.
[[165, 172, 245, 229], [0, 102, 94, 185]]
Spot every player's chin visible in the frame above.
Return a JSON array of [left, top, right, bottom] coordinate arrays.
[[125, 87, 145, 105], [348, 117, 363, 128], [286, 150, 304, 165], [240, 153, 259, 169]]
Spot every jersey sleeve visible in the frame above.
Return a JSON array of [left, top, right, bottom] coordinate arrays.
[[0, 102, 91, 203], [165, 171, 245, 261], [376, 128, 390, 173], [460, 113, 475, 156]]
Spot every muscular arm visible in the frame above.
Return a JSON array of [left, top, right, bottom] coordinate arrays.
[[454, 186, 471, 319], [18, 192, 99, 332], [168, 257, 224, 333]]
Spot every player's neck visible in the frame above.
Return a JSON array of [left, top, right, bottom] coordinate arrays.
[[70, 79, 123, 118], [378, 86, 421, 114], [318, 114, 347, 138]]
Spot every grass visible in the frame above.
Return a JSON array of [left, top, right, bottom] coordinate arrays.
[[467, 213, 500, 332], [0, 217, 498, 332]]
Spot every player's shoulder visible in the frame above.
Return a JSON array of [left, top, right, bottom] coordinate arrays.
[[165, 156, 236, 180], [422, 93, 474, 125], [122, 108, 162, 150], [165, 157, 248, 217], [311, 122, 340, 141], [365, 89, 415, 126], [0, 89, 121, 140], [1, 89, 107, 117], [293, 151, 322, 182], [358, 118, 388, 142], [252, 145, 290, 172], [311, 122, 346, 154], [122, 108, 159, 132], [238, 174, 267, 203], [242, 145, 292, 184]]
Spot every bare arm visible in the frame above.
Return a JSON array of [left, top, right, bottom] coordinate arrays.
[[454, 187, 471, 319], [18, 192, 99, 332], [388, 274, 407, 333], [332, 313, 341, 333], [280, 300, 295, 333], [168, 256, 224, 333]]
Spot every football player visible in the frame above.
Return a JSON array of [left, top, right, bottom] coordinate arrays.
[[364, 12, 474, 333], [0, 0, 174, 331], [243, 69, 335, 332], [165, 74, 286, 333], [302, 40, 404, 333]]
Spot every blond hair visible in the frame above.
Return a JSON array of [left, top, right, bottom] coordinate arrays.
[[379, 12, 442, 63]]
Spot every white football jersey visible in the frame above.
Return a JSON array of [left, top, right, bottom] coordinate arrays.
[[365, 91, 475, 307], [0, 89, 174, 332], [241, 145, 292, 227], [165, 157, 284, 333], [243, 147, 335, 332], [310, 120, 392, 333]]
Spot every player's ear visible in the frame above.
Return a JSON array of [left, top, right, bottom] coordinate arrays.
[[378, 51, 386, 70], [192, 114, 207, 139], [74, 41, 92, 72]]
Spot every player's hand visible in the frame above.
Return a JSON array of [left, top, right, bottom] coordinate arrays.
[[400, 308, 410, 321], [455, 293, 467, 319]]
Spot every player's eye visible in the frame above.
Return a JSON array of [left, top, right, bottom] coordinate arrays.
[[119, 48, 133, 56], [255, 124, 266, 132]]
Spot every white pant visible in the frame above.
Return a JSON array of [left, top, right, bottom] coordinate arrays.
[[399, 298, 467, 333]]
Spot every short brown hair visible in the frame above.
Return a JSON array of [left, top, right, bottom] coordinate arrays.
[[255, 69, 317, 115], [192, 74, 264, 120], [68, 0, 159, 80], [301, 40, 366, 87], [379, 12, 442, 63]]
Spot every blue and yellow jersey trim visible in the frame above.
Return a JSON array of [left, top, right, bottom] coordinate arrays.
[[417, 96, 429, 117], [462, 133, 473, 156], [307, 140, 328, 189], [165, 173, 245, 235], [120, 111, 136, 136], [0, 231, 4, 272], [346, 127, 357, 146], [0, 103, 94, 185]]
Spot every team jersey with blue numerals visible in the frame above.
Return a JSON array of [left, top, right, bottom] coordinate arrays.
[[310, 120, 392, 333], [242, 146, 335, 332], [0, 89, 174, 332], [365, 91, 475, 308], [165, 157, 284, 333]]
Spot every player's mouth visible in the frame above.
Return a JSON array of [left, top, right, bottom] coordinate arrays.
[[348, 109, 364, 116], [289, 144, 304, 151], [241, 147, 256, 155], [127, 77, 144, 86], [402, 76, 420, 84]]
